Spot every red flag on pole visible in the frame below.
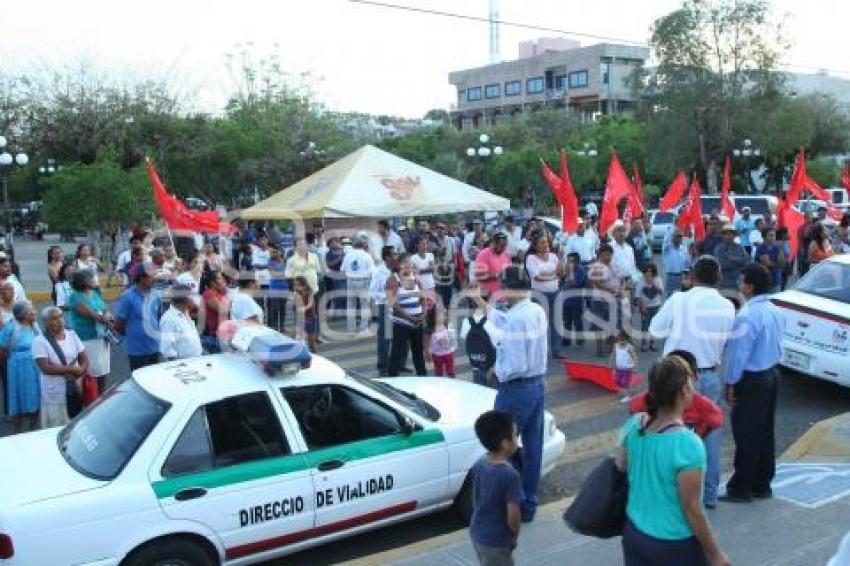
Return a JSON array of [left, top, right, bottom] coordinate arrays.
[[676, 175, 706, 242], [841, 164, 850, 192], [559, 151, 580, 233], [599, 152, 634, 235], [720, 155, 736, 221], [786, 148, 832, 206], [777, 197, 805, 258], [628, 164, 645, 219], [146, 160, 234, 234], [541, 158, 562, 196], [659, 171, 688, 213]]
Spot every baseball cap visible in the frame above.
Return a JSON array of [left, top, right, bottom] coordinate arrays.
[[492, 231, 508, 241], [722, 223, 737, 232]]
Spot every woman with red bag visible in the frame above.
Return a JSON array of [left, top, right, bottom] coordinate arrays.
[[32, 307, 89, 428]]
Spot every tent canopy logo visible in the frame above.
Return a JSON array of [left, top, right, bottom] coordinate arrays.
[[379, 175, 420, 200]]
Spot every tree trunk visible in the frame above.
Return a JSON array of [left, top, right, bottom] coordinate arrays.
[[706, 159, 719, 194]]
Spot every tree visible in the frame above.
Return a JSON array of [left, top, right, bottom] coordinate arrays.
[[806, 157, 840, 189], [42, 152, 152, 260], [423, 109, 450, 123], [642, 0, 788, 189]]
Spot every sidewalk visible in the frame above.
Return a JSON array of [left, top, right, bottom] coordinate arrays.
[[358, 413, 850, 566]]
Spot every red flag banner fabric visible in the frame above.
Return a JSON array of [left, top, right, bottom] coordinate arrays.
[[541, 159, 562, 197], [720, 155, 736, 221], [777, 198, 805, 258], [147, 160, 234, 234], [785, 148, 830, 206], [599, 152, 635, 235], [628, 164, 645, 219], [559, 151, 580, 233], [841, 165, 850, 192], [676, 176, 705, 242], [659, 171, 688, 213]]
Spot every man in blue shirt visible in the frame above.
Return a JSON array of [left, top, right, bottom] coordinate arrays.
[[721, 263, 784, 503], [661, 228, 690, 296], [113, 262, 163, 371], [734, 206, 757, 255]]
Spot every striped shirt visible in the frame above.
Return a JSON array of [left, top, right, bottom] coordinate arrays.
[[390, 275, 422, 327]]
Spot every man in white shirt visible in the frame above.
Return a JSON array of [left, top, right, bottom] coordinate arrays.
[[648, 255, 735, 509], [159, 286, 203, 360], [0, 256, 25, 302], [501, 215, 523, 258], [341, 237, 376, 332], [478, 266, 548, 523], [563, 221, 596, 265], [370, 220, 405, 264], [610, 223, 637, 283], [230, 277, 264, 323]]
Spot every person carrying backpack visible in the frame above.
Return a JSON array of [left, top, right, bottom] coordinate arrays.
[[460, 287, 499, 387]]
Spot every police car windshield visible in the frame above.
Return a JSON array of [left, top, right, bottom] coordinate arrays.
[[58, 379, 170, 481], [351, 374, 440, 422], [793, 261, 850, 303]]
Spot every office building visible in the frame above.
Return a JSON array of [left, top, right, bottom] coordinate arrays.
[[448, 41, 650, 129]]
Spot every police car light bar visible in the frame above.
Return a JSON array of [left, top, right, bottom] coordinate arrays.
[[230, 325, 312, 376]]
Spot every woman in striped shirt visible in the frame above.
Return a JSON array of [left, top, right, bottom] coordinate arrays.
[[386, 254, 427, 376]]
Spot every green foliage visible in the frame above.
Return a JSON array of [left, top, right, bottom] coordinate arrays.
[[42, 153, 152, 235], [806, 158, 840, 188]]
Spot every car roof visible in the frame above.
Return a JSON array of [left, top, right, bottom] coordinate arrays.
[[132, 352, 349, 407], [824, 253, 850, 266]]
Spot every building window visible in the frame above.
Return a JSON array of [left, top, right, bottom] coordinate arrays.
[[505, 80, 521, 96], [467, 87, 482, 101], [485, 83, 501, 99], [569, 70, 589, 88], [555, 74, 567, 90], [599, 63, 610, 85], [526, 77, 544, 94], [458, 89, 465, 102]]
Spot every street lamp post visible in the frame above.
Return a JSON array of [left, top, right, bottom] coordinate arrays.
[[732, 138, 762, 193], [577, 143, 598, 158], [465, 133, 503, 189], [0, 136, 29, 251]]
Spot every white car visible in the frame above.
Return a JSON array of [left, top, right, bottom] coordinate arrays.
[[772, 255, 850, 387], [0, 327, 565, 565]]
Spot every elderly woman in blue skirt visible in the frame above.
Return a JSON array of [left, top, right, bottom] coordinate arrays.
[[0, 301, 41, 433]]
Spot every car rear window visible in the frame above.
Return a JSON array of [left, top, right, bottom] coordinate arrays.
[[793, 261, 850, 304], [734, 197, 772, 216], [58, 379, 169, 480], [653, 212, 675, 224]]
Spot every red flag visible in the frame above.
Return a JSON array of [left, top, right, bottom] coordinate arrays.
[[676, 175, 705, 242], [787, 148, 832, 206], [720, 155, 736, 221], [777, 197, 805, 258], [841, 164, 850, 192], [599, 152, 635, 235], [146, 160, 234, 234], [659, 171, 688, 213], [559, 151, 580, 233], [628, 165, 645, 219], [541, 158, 562, 197]]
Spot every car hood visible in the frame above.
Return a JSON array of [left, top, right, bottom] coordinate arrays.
[[383, 377, 496, 426], [0, 428, 106, 509]]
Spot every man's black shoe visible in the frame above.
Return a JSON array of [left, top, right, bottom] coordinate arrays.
[[752, 490, 773, 500], [719, 493, 753, 503], [399, 367, 413, 374]]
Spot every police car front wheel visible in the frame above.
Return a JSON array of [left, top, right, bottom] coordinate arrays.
[[123, 537, 218, 566]]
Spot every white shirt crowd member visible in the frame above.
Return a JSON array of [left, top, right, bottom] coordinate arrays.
[[32, 329, 85, 427], [159, 305, 203, 360], [648, 285, 735, 369], [610, 240, 637, 283], [564, 232, 596, 264], [341, 246, 376, 289], [410, 252, 436, 291], [525, 253, 560, 294], [231, 291, 264, 323], [489, 298, 548, 382]]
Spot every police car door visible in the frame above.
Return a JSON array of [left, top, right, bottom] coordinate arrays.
[[280, 384, 449, 534], [151, 390, 316, 561]]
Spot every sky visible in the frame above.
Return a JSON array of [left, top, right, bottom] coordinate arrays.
[[1, 0, 849, 118]]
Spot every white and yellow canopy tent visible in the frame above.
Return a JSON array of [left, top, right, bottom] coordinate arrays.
[[241, 145, 509, 229]]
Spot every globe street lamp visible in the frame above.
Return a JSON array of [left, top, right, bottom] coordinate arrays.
[[577, 142, 598, 158], [466, 133, 503, 189], [0, 136, 29, 250], [732, 138, 762, 193]]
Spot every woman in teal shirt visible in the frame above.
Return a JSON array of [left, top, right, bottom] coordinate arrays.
[[617, 356, 729, 566]]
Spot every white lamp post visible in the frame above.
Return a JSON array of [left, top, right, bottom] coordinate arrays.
[[0, 136, 28, 250], [466, 134, 503, 188]]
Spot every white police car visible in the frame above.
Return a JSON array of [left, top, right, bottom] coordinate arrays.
[[773, 254, 850, 387], [0, 326, 565, 565]]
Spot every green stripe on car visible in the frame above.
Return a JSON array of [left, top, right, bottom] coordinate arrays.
[[152, 429, 445, 499]]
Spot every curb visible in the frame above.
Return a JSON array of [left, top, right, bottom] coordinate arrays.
[[780, 412, 850, 462], [339, 496, 575, 566], [28, 287, 123, 304]]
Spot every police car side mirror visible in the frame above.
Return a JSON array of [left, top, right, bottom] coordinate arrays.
[[399, 414, 418, 436]]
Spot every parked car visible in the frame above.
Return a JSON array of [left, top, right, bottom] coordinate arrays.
[[0, 326, 565, 565], [649, 209, 677, 251], [825, 188, 850, 212], [772, 254, 850, 387]]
